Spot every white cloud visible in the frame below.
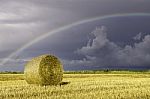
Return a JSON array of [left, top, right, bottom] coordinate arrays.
[[133, 32, 142, 40], [70, 26, 150, 67], [76, 26, 110, 55]]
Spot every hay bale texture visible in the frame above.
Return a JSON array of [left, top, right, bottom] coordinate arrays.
[[24, 54, 63, 85]]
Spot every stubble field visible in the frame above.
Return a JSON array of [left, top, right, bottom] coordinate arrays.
[[0, 71, 150, 99]]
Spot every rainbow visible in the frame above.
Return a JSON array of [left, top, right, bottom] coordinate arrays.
[[1, 13, 150, 66]]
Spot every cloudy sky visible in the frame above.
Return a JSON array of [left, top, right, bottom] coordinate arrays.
[[0, 0, 150, 71]]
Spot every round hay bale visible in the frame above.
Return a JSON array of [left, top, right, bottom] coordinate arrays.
[[24, 54, 63, 85]]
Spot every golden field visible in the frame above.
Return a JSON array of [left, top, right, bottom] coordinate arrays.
[[0, 72, 150, 99]]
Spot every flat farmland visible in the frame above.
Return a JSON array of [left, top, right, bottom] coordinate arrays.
[[0, 72, 150, 99]]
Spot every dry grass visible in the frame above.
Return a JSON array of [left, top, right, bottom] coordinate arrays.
[[0, 73, 149, 99]]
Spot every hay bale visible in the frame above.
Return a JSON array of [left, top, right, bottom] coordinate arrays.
[[24, 54, 63, 85]]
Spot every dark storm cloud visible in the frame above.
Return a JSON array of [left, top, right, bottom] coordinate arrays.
[[23, 15, 150, 70], [70, 26, 150, 68], [1, 0, 150, 52], [1, 0, 150, 70]]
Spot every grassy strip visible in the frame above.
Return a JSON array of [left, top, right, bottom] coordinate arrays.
[[64, 70, 150, 74]]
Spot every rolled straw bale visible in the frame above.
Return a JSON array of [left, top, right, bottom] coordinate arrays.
[[24, 54, 63, 85]]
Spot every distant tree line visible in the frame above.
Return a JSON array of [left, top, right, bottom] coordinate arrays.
[[0, 71, 23, 74]]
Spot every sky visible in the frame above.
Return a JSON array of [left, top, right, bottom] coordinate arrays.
[[0, 0, 150, 71]]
